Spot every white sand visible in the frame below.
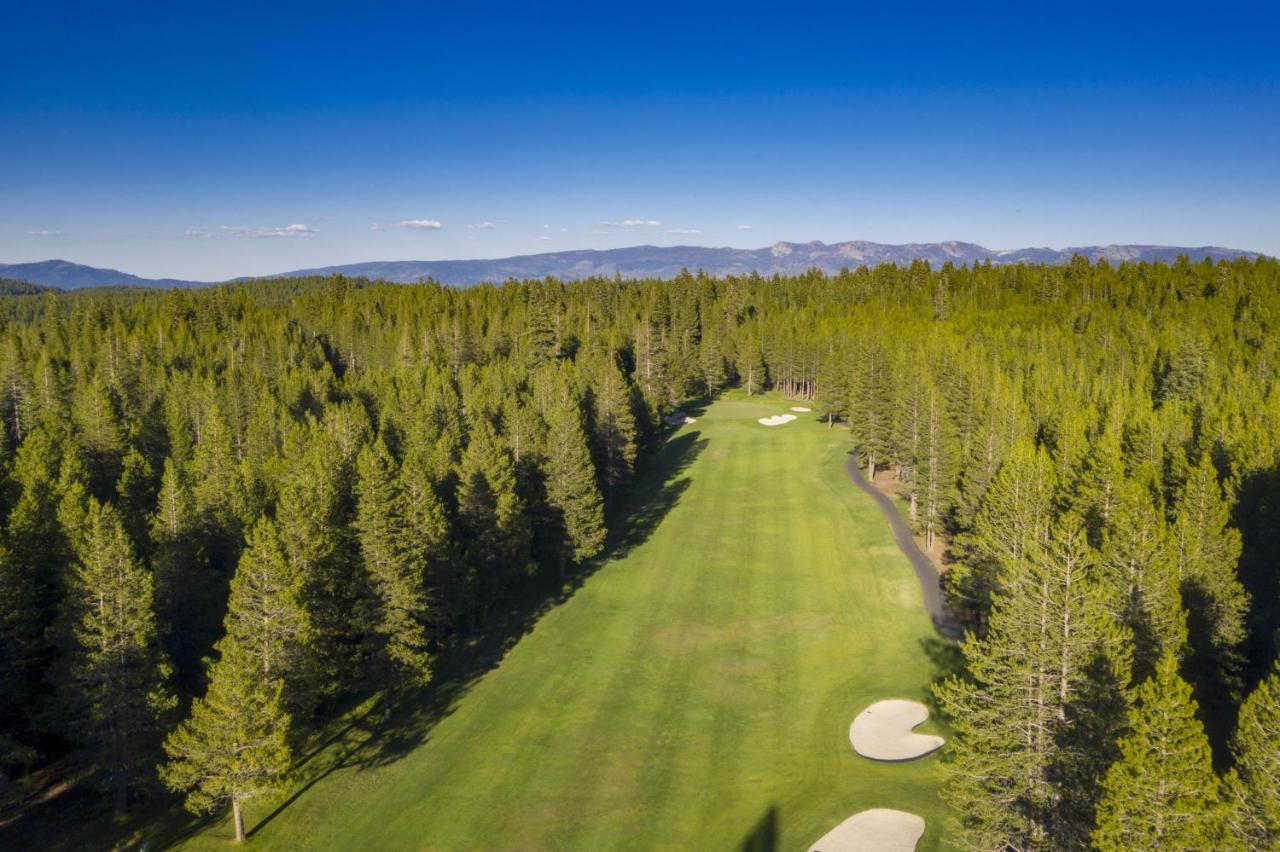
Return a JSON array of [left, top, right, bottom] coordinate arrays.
[[663, 411, 687, 426], [849, 699, 945, 761], [757, 414, 798, 426], [790, 406, 812, 412], [682, 416, 696, 425], [808, 809, 925, 852]]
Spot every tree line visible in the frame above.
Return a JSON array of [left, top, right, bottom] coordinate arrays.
[[0, 257, 1277, 847]]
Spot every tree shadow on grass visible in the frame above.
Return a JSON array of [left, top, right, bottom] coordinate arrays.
[[738, 804, 779, 852], [244, 430, 708, 839], [0, 760, 214, 852]]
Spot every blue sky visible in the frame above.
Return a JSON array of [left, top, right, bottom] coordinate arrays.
[[2, 1, 1278, 280]]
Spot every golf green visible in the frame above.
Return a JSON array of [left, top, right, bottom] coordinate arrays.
[[183, 393, 949, 850]]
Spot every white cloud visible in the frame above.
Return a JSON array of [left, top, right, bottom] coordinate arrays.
[[468, 221, 497, 229], [26, 228, 62, 236], [186, 223, 317, 238], [666, 228, 702, 235], [736, 224, 757, 230], [539, 236, 554, 241], [601, 219, 663, 227], [400, 219, 443, 230]]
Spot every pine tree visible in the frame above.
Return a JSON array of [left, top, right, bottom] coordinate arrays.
[[1071, 426, 1126, 543], [586, 354, 638, 507], [223, 519, 310, 689], [455, 421, 529, 625], [57, 498, 175, 810], [160, 637, 293, 843], [399, 431, 453, 629], [815, 349, 849, 428], [1093, 653, 1228, 850], [274, 432, 361, 706], [736, 335, 767, 396], [116, 446, 157, 558], [148, 456, 213, 690], [69, 370, 124, 499], [354, 439, 432, 707], [916, 382, 955, 553], [0, 542, 37, 776], [1224, 666, 1280, 846], [523, 285, 561, 368], [192, 404, 248, 571], [935, 515, 1126, 849], [698, 326, 727, 397], [150, 457, 200, 628], [1098, 480, 1186, 680], [846, 341, 893, 478], [1161, 336, 1209, 403], [950, 438, 1056, 626], [543, 394, 607, 570], [1172, 454, 1249, 718]]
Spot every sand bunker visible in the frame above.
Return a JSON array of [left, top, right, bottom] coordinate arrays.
[[790, 406, 812, 412], [808, 809, 925, 852], [849, 700, 944, 761], [758, 414, 797, 426], [663, 412, 696, 426]]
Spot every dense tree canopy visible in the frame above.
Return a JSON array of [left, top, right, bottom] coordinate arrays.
[[0, 254, 1277, 845]]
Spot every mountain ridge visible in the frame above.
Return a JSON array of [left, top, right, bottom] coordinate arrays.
[[1, 241, 1264, 290]]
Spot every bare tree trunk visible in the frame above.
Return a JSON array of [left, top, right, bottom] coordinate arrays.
[[233, 798, 246, 843]]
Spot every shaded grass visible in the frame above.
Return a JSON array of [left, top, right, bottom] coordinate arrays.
[[170, 392, 951, 849]]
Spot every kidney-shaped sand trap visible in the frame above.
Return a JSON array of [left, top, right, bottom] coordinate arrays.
[[758, 413, 797, 426], [849, 699, 944, 761], [808, 808, 926, 852]]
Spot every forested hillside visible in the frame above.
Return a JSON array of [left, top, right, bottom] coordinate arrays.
[[1, 256, 1278, 848]]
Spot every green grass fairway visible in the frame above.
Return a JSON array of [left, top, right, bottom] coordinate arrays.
[[183, 393, 949, 850]]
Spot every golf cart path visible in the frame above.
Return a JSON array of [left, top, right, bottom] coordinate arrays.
[[844, 454, 962, 641]]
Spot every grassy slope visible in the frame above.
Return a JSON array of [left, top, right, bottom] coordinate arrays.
[[183, 393, 949, 850]]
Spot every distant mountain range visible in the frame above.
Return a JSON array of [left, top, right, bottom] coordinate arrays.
[[1, 241, 1264, 290], [0, 259, 203, 290]]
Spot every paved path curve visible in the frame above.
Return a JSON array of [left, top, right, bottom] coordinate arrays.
[[845, 454, 963, 640]]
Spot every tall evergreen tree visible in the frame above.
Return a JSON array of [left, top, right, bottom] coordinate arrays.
[[735, 335, 767, 396], [354, 439, 432, 709], [275, 432, 361, 706], [950, 438, 1056, 626], [56, 498, 174, 810], [1224, 666, 1280, 846], [815, 349, 849, 428], [222, 519, 310, 694], [1098, 480, 1186, 679], [586, 354, 638, 507], [542, 393, 607, 571], [455, 421, 530, 625], [846, 341, 894, 478], [915, 381, 955, 553], [935, 515, 1126, 849], [1173, 454, 1249, 719], [1092, 653, 1228, 850], [160, 637, 293, 843]]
